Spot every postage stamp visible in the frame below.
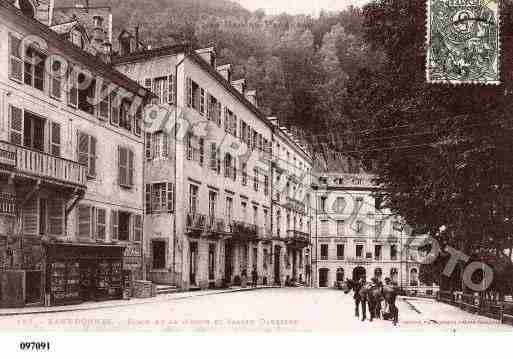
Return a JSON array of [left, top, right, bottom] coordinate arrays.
[[426, 0, 500, 84]]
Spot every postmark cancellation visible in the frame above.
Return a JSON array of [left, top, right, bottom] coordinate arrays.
[[427, 0, 500, 84]]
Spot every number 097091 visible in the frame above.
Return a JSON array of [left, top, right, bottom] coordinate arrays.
[[19, 342, 51, 351]]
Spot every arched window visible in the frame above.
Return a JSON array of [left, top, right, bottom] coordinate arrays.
[[336, 268, 344, 282], [410, 268, 418, 286]]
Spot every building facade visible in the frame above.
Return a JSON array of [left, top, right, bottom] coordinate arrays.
[[0, 0, 150, 307], [114, 45, 313, 290], [312, 172, 431, 291]]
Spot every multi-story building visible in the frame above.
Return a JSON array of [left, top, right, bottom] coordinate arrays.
[[270, 120, 313, 286], [0, 0, 151, 307], [311, 172, 431, 291], [114, 43, 313, 290]]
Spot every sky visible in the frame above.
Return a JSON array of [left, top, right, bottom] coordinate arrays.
[[235, 0, 370, 16]]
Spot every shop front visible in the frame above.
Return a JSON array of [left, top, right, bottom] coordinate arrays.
[[45, 243, 130, 306]]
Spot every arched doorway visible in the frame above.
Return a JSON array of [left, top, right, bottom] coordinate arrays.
[[319, 268, 329, 287], [352, 266, 366, 281], [410, 268, 418, 286], [336, 268, 345, 282]]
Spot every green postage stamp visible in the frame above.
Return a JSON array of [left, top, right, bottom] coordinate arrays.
[[427, 0, 500, 84]]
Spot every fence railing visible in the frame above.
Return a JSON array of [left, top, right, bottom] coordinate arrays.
[[436, 291, 513, 324]]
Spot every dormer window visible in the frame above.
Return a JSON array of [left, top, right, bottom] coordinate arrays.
[[70, 30, 83, 49]]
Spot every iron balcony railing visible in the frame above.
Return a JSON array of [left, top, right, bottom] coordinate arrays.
[[0, 141, 87, 187], [231, 220, 258, 240], [286, 229, 309, 243], [0, 192, 16, 216], [186, 212, 207, 232]]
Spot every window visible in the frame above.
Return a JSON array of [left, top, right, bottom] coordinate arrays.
[[208, 243, 216, 280], [263, 248, 269, 270], [114, 211, 130, 241], [189, 184, 199, 214], [336, 268, 345, 282], [319, 196, 327, 212], [209, 191, 217, 218], [152, 241, 166, 269], [149, 131, 169, 160], [356, 244, 364, 259], [226, 196, 233, 223], [224, 153, 233, 178], [77, 72, 95, 115], [9, 34, 23, 82], [210, 143, 220, 173], [153, 76, 169, 105], [276, 211, 281, 237], [410, 268, 418, 286], [146, 183, 174, 213], [253, 206, 258, 225], [355, 220, 364, 234], [264, 175, 269, 195], [186, 77, 200, 111], [374, 244, 382, 260], [35, 198, 65, 236], [24, 45, 47, 91], [253, 169, 259, 191], [134, 214, 142, 242], [97, 80, 110, 121], [337, 244, 344, 260], [119, 99, 133, 131], [9, 107, 49, 153], [118, 147, 135, 187], [336, 220, 345, 236], [241, 202, 247, 222], [200, 88, 205, 115], [390, 244, 398, 261], [238, 162, 246, 187], [320, 244, 328, 260], [78, 132, 96, 178], [199, 138, 204, 167], [50, 58, 63, 100], [263, 209, 269, 233], [77, 204, 105, 240], [207, 94, 221, 126]]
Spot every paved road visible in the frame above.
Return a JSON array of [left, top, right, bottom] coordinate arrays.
[[0, 289, 510, 332]]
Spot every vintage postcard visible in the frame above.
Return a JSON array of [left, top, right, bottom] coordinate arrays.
[[1, 0, 513, 356], [427, 0, 500, 84]]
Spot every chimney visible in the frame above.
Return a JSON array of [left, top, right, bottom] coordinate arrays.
[[245, 89, 257, 107], [231, 79, 246, 94], [195, 47, 216, 67], [216, 64, 232, 82], [102, 42, 112, 63]]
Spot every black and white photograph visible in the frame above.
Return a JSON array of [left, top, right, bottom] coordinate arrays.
[[0, 0, 512, 356]]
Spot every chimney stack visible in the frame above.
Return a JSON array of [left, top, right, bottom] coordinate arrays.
[[216, 64, 232, 82], [231, 79, 246, 94], [268, 116, 279, 127], [195, 47, 216, 67], [245, 89, 257, 107]]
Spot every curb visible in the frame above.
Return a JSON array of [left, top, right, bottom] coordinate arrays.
[[0, 286, 280, 317]]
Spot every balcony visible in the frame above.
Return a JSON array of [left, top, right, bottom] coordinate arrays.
[[186, 212, 207, 235], [257, 226, 272, 241], [0, 141, 87, 188], [286, 229, 310, 248], [230, 220, 258, 241], [205, 216, 226, 238], [0, 192, 16, 216]]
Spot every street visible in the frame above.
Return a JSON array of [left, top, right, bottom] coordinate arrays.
[[0, 289, 510, 332]]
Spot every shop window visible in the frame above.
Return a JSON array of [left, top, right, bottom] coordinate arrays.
[[152, 241, 166, 269]]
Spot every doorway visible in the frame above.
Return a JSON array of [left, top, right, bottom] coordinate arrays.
[[274, 245, 281, 285], [319, 268, 329, 287], [224, 243, 232, 284], [189, 242, 198, 286]]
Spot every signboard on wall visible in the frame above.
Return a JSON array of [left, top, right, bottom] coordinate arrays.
[[123, 243, 142, 270]]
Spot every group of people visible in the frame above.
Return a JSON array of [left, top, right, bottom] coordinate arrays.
[[343, 270, 400, 325]]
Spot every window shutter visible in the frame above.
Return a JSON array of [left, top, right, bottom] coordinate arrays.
[[111, 210, 118, 241], [48, 198, 64, 235], [9, 35, 23, 82], [145, 132, 153, 160], [89, 136, 96, 177], [199, 138, 204, 167], [68, 65, 78, 108], [51, 122, 61, 157], [22, 197, 38, 235], [152, 78, 159, 105], [167, 182, 174, 212], [168, 74, 174, 104], [77, 204, 92, 238], [9, 105, 23, 146], [200, 88, 205, 115], [134, 214, 142, 242], [110, 91, 119, 126], [232, 156, 237, 181], [96, 208, 106, 240], [118, 147, 127, 186], [128, 149, 135, 186], [145, 184, 152, 214], [187, 77, 192, 107], [77, 132, 89, 168]]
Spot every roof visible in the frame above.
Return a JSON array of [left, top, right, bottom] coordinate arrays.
[[0, 0, 153, 99], [113, 44, 272, 128]]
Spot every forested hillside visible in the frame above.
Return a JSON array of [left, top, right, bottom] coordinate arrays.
[[54, 0, 378, 144]]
